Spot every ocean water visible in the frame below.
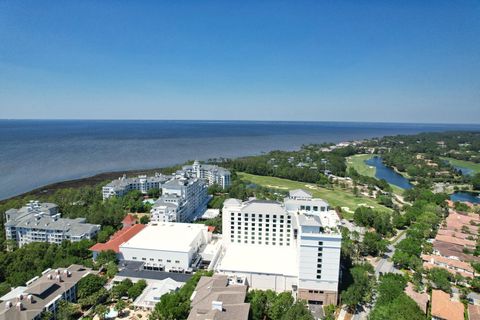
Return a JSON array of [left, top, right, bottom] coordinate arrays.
[[0, 120, 479, 200]]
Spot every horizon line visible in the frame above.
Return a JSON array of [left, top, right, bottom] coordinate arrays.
[[1, 118, 480, 126]]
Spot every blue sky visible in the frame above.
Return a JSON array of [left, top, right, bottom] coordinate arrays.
[[0, 1, 479, 123]]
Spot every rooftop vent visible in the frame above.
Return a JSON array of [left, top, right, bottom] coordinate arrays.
[[15, 302, 23, 311], [211, 301, 223, 311], [5, 301, 12, 309]]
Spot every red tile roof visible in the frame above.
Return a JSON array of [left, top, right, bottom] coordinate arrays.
[[431, 290, 464, 320], [122, 214, 137, 225], [468, 304, 480, 320], [90, 224, 145, 253]]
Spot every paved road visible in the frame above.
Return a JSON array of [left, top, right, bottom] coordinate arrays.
[[351, 231, 406, 320]]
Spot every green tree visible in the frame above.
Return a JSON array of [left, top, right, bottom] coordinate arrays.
[[56, 301, 79, 320], [428, 268, 452, 293], [140, 215, 150, 224], [77, 274, 107, 299], [147, 187, 161, 198]]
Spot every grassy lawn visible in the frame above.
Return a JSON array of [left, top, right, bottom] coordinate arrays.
[[346, 154, 405, 195], [346, 154, 375, 177], [442, 157, 480, 175], [238, 172, 392, 219]]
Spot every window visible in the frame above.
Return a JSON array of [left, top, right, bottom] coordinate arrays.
[[318, 241, 323, 246], [316, 275, 321, 279], [317, 264, 322, 268], [167, 260, 171, 263], [142, 258, 146, 261], [175, 260, 180, 263], [132, 257, 137, 260], [313, 206, 318, 211]]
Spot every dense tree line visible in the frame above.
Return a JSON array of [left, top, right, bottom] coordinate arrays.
[[247, 290, 314, 320], [369, 274, 425, 320]]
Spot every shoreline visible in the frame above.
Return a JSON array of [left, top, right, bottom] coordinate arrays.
[[0, 165, 182, 205]]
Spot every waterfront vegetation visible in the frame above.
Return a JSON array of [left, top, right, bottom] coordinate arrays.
[[1, 131, 480, 319]]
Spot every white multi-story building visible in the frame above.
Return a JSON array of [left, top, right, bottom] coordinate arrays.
[[181, 160, 231, 189], [4, 201, 100, 248], [151, 174, 210, 222], [102, 173, 170, 200], [216, 189, 341, 306]]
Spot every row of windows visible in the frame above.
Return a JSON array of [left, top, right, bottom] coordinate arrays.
[[232, 239, 291, 246], [316, 245, 323, 279], [131, 257, 181, 264]]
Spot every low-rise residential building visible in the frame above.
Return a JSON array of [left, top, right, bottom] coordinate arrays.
[[4, 201, 100, 247], [422, 254, 476, 279], [102, 173, 170, 200], [431, 290, 464, 320], [151, 174, 209, 222], [0, 265, 95, 320], [187, 275, 249, 320], [433, 211, 480, 263], [216, 189, 341, 305], [182, 160, 231, 189], [133, 278, 183, 310], [119, 223, 220, 272]]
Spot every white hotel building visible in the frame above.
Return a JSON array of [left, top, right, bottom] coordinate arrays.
[[150, 174, 210, 223], [181, 160, 231, 189], [102, 173, 171, 200], [216, 189, 341, 305]]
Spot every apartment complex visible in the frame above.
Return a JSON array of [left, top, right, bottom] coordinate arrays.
[[182, 160, 231, 189], [4, 201, 100, 247], [216, 189, 341, 305], [0, 265, 95, 320], [151, 174, 209, 222], [102, 173, 171, 200]]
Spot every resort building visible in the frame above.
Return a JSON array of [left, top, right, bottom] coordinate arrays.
[[187, 275, 250, 320], [151, 174, 210, 222], [4, 201, 100, 247], [102, 173, 170, 200], [181, 160, 231, 189], [216, 189, 342, 306], [0, 265, 95, 320], [118, 223, 221, 272]]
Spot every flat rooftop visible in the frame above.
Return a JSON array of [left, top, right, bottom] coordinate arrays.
[[120, 223, 208, 253], [217, 244, 297, 276]]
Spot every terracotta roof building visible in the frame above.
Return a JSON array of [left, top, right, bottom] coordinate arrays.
[[90, 224, 146, 259], [431, 290, 464, 320], [122, 214, 137, 228]]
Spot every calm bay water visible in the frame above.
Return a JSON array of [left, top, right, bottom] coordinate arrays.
[[1, 120, 479, 200], [365, 156, 412, 189], [450, 192, 480, 204]]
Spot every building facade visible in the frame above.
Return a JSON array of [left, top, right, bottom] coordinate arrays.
[[4, 201, 100, 247], [217, 189, 342, 305], [119, 223, 215, 272], [181, 160, 231, 189], [102, 173, 170, 200], [150, 174, 209, 222]]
